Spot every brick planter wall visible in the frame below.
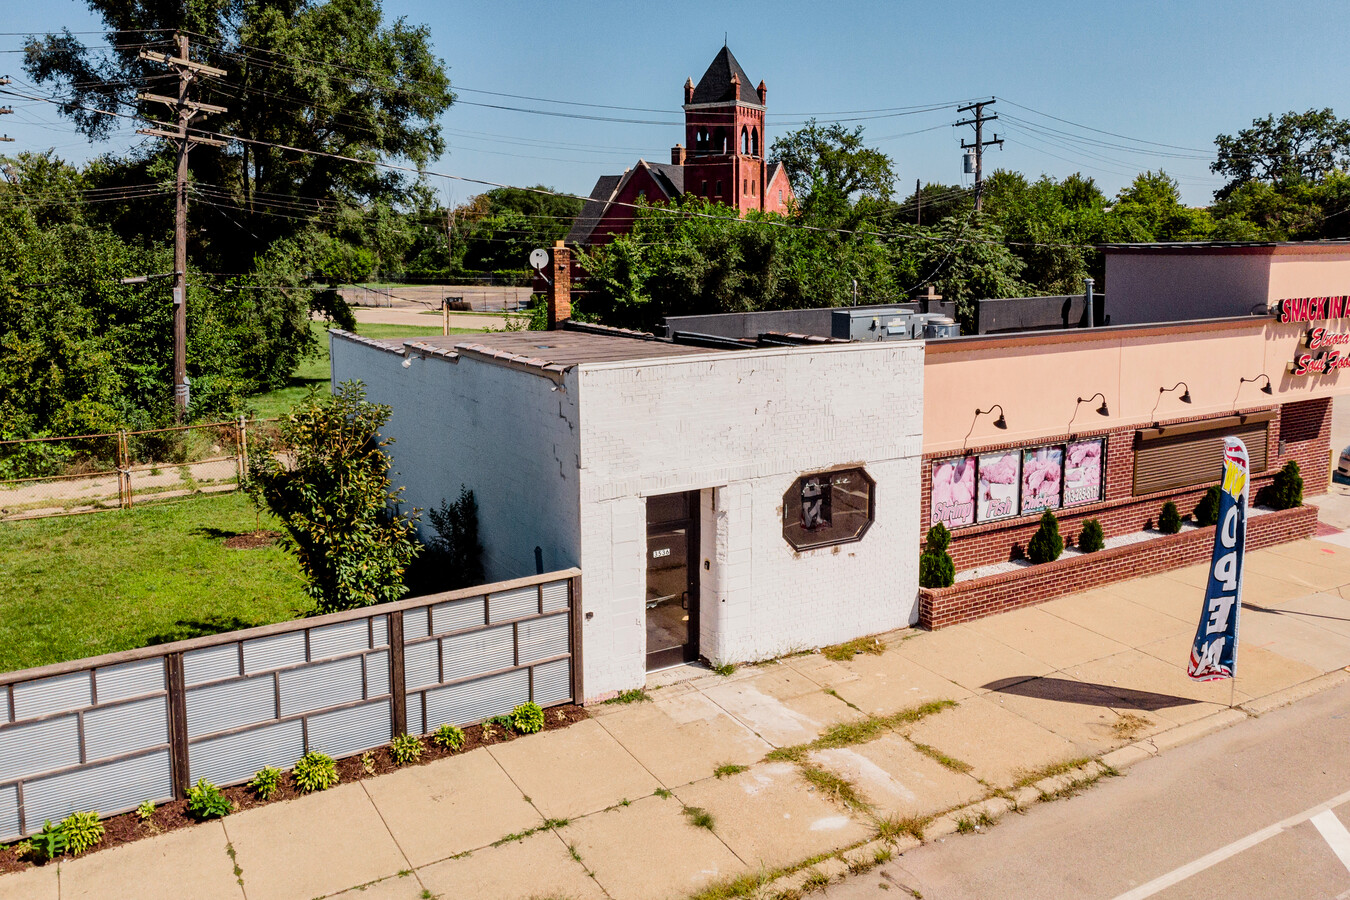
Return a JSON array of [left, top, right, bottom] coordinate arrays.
[[921, 398, 1331, 572], [918, 504, 1318, 630]]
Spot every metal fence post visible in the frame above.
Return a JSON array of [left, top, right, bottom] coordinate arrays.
[[389, 611, 407, 736], [568, 575, 584, 704], [165, 653, 190, 798]]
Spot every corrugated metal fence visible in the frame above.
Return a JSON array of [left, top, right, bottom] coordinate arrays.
[[0, 569, 581, 840]]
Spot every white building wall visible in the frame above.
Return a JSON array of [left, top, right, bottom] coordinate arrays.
[[330, 335, 582, 583], [575, 343, 924, 699]]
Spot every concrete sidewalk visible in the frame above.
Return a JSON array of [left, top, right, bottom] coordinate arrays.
[[11, 534, 1350, 900]]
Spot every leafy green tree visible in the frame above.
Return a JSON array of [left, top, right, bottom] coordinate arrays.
[[1213, 108, 1350, 199], [770, 120, 896, 225], [24, 0, 454, 270], [247, 381, 420, 614], [1112, 171, 1214, 242], [891, 214, 1027, 330]]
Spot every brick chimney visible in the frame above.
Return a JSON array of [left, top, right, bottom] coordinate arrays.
[[684, 77, 694, 105], [757, 80, 766, 105], [547, 240, 571, 330], [671, 143, 686, 165]]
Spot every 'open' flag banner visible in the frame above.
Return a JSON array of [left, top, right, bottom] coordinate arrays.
[[1187, 437, 1248, 681]]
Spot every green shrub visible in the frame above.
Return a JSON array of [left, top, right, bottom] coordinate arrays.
[[431, 723, 465, 751], [1158, 501, 1183, 534], [1271, 460, 1304, 509], [487, 714, 514, 732], [135, 800, 156, 821], [390, 733, 426, 766], [31, 821, 67, 862], [1194, 486, 1221, 527], [1077, 519, 1105, 553], [919, 523, 957, 588], [1026, 510, 1064, 564], [250, 766, 283, 801], [293, 752, 339, 793], [512, 702, 545, 735], [186, 779, 234, 820], [60, 811, 104, 855]]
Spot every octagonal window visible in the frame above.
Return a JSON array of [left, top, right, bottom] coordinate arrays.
[[782, 466, 875, 551]]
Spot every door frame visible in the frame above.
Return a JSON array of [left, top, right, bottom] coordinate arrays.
[[644, 490, 700, 671]]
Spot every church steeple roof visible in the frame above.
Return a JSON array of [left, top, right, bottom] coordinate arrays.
[[688, 46, 761, 105]]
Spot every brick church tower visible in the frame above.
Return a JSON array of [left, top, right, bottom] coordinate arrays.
[[567, 47, 794, 246], [677, 46, 790, 215]]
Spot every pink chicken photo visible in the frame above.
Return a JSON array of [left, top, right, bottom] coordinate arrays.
[[931, 457, 975, 527], [1020, 446, 1064, 513]]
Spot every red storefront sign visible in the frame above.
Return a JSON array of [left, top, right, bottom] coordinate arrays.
[[1277, 295, 1350, 324]]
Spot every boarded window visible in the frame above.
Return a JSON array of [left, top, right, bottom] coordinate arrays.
[[1132, 413, 1273, 496]]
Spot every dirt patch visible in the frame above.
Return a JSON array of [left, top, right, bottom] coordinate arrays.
[[0, 702, 588, 875], [223, 530, 281, 550]]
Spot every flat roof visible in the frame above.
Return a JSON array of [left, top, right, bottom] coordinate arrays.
[[1101, 240, 1350, 253], [362, 329, 728, 367]]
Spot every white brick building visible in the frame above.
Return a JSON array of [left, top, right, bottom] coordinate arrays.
[[331, 328, 924, 701]]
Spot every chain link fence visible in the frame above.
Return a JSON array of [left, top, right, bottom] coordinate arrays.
[[0, 418, 276, 522]]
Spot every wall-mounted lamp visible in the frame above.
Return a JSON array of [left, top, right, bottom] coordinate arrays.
[[963, 405, 1006, 448], [1240, 373, 1274, 395], [401, 346, 429, 369], [1161, 382, 1192, 404], [1068, 392, 1110, 435]]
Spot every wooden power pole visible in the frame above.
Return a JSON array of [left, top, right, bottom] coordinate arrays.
[[954, 100, 1003, 212], [136, 35, 227, 420], [0, 77, 13, 144]]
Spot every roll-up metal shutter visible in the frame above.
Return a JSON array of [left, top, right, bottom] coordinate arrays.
[[1133, 412, 1272, 496]]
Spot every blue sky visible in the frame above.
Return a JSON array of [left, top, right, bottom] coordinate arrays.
[[3, 0, 1348, 206]]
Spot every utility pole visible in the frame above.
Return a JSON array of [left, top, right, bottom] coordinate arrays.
[[954, 99, 1002, 212], [135, 35, 227, 420], [915, 177, 921, 226], [0, 77, 13, 143]]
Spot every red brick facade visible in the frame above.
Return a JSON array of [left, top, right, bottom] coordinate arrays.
[[919, 504, 1318, 629], [919, 397, 1331, 572]]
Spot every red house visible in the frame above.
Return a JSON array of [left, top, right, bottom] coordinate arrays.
[[566, 46, 796, 247]]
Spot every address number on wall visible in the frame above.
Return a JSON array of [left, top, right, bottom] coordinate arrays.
[[652, 548, 671, 558]]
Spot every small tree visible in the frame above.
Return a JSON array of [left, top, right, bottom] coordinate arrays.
[[248, 381, 420, 614], [1026, 510, 1064, 564], [1078, 519, 1105, 553], [1271, 460, 1304, 509], [919, 523, 956, 588], [1194, 486, 1222, 527], [1158, 500, 1183, 534]]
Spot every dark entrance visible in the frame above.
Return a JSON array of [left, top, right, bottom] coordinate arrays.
[[645, 491, 700, 671]]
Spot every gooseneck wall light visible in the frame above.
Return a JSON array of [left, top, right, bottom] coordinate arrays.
[[964, 404, 1007, 449], [1068, 393, 1110, 435], [1150, 381, 1192, 424], [1240, 373, 1274, 395]]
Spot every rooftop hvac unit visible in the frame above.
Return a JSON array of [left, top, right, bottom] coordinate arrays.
[[831, 308, 914, 342], [924, 316, 960, 339]]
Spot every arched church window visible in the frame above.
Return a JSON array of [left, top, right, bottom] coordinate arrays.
[[751, 128, 759, 157], [741, 127, 749, 155]]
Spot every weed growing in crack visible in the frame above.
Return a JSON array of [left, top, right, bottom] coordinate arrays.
[[683, 805, 716, 831], [714, 763, 749, 779], [911, 742, 973, 774], [1012, 757, 1094, 790], [800, 765, 868, 811], [875, 814, 929, 842], [766, 701, 958, 761], [822, 637, 886, 661], [603, 689, 651, 705], [654, 787, 673, 799]]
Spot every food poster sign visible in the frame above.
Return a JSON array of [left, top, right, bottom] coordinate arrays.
[[930, 456, 975, 528], [1021, 445, 1064, 513], [1063, 439, 1104, 507], [976, 451, 1020, 522]]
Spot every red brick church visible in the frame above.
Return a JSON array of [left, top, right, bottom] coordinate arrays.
[[566, 46, 796, 246]]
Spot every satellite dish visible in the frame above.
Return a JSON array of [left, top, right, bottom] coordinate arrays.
[[529, 248, 549, 270]]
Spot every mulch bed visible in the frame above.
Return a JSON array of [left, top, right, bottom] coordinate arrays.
[[0, 702, 589, 875], [222, 529, 281, 550]]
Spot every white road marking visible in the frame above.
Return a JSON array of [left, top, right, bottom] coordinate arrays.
[[1312, 810, 1350, 874], [1111, 787, 1350, 900]]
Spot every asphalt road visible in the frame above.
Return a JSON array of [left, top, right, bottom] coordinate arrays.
[[826, 678, 1350, 900]]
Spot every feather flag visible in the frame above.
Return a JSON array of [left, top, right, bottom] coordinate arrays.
[[1187, 438, 1248, 682]]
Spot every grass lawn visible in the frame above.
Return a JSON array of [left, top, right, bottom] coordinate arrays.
[[247, 321, 481, 419], [0, 492, 314, 672]]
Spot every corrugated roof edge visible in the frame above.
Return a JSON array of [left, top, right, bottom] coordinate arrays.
[[925, 314, 1263, 354], [1100, 239, 1350, 252], [330, 328, 402, 354], [453, 343, 569, 384]]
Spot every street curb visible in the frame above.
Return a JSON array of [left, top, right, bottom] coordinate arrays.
[[1239, 669, 1350, 717]]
